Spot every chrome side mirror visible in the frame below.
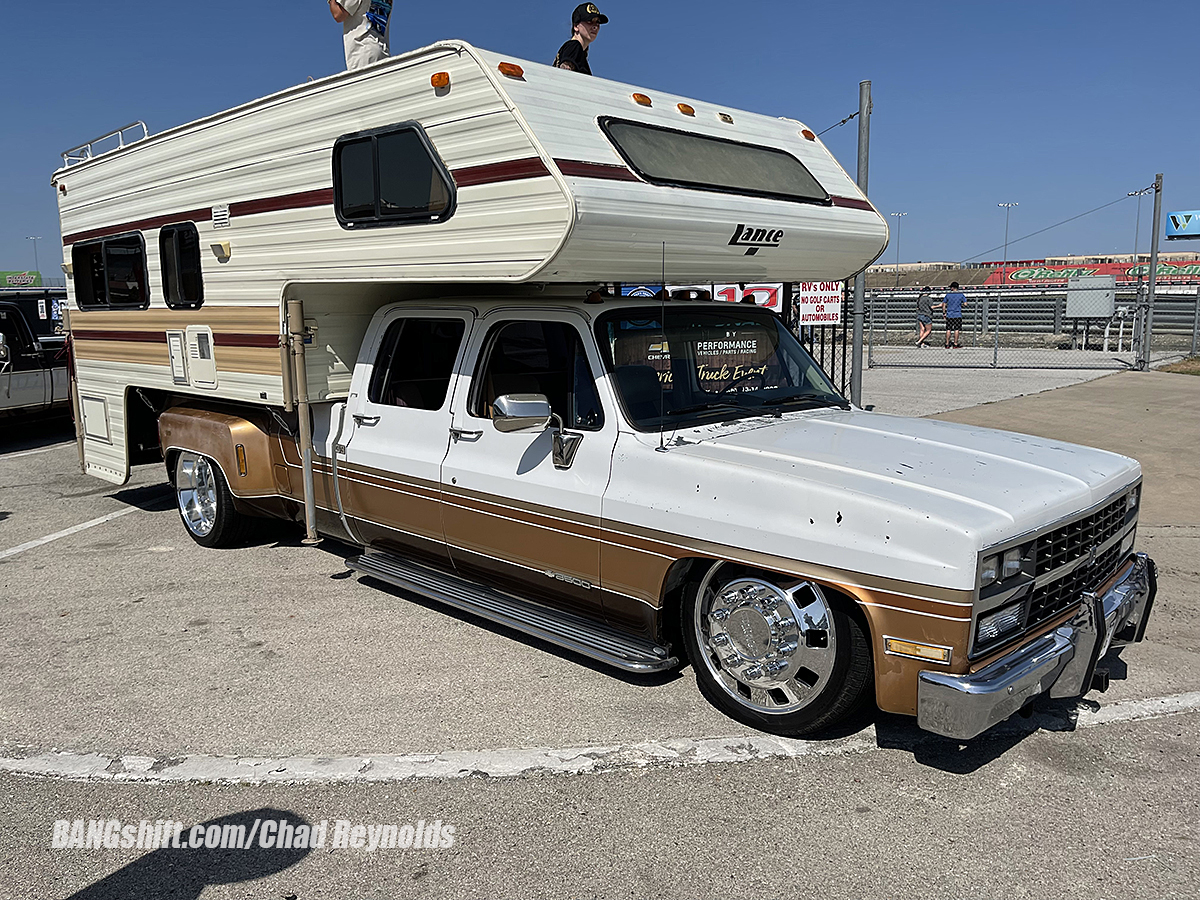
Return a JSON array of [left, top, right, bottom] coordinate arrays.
[[493, 393, 553, 434]]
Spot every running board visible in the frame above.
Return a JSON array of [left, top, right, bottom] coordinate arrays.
[[349, 551, 677, 674]]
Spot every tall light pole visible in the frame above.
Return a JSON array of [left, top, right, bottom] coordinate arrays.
[[890, 212, 907, 289], [25, 236, 42, 279], [996, 203, 1017, 366]]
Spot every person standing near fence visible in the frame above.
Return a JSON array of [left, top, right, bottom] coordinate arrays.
[[915, 285, 940, 348], [943, 282, 966, 349]]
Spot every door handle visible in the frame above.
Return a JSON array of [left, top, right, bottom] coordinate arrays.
[[353, 414, 380, 426], [449, 427, 483, 441]]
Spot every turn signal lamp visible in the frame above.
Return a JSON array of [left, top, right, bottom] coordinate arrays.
[[431, 72, 450, 88], [235, 444, 248, 477], [884, 638, 951, 665], [498, 62, 524, 78], [976, 603, 1024, 644], [632, 93, 652, 107], [677, 103, 695, 116], [801, 129, 817, 141]]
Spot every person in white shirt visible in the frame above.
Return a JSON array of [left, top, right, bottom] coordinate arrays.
[[329, 0, 392, 71]]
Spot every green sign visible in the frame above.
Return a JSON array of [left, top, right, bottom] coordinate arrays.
[[2, 271, 42, 287]]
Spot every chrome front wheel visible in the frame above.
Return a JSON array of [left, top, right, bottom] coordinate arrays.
[[683, 565, 872, 735]]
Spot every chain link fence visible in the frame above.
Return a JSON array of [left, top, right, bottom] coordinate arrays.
[[865, 286, 1199, 369]]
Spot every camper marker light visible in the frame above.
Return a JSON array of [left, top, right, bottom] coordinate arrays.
[[235, 444, 248, 477], [718, 112, 734, 124], [801, 129, 817, 141], [677, 103, 695, 116], [430, 72, 450, 88], [498, 62, 524, 79], [883, 637, 951, 664], [632, 93, 652, 107]]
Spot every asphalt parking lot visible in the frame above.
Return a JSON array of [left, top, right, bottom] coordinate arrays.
[[1, 369, 1198, 898]]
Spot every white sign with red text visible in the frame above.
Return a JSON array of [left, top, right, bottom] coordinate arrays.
[[795, 282, 843, 324]]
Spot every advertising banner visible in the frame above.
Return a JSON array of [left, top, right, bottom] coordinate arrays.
[[713, 283, 783, 309], [794, 282, 844, 324], [1167, 211, 1200, 241], [983, 260, 1200, 286], [2, 271, 42, 287]]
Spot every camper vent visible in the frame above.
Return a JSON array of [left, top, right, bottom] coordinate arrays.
[[212, 205, 231, 229]]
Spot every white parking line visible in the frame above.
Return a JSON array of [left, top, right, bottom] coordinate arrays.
[[0, 508, 138, 562], [0, 444, 71, 461], [3, 691, 1198, 785]]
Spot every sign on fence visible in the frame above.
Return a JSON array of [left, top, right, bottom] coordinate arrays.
[[2, 271, 42, 287], [795, 282, 843, 324], [1167, 211, 1200, 241]]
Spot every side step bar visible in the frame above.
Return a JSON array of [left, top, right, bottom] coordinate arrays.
[[349, 551, 678, 674]]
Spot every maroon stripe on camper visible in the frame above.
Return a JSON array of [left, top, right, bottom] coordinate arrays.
[[62, 209, 214, 246], [71, 330, 169, 343], [213, 333, 280, 348], [831, 196, 875, 211], [553, 159, 640, 182], [451, 158, 552, 187], [229, 189, 334, 218]]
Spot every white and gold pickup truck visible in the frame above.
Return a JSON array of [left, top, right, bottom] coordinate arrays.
[[156, 295, 1156, 740]]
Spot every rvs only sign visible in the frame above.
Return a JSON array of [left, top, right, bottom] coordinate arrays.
[[795, 282, 843, 324]]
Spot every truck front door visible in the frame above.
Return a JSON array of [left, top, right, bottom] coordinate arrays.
[[339, 308, 475, 568], [0, 305, 48, 413], [441, 311, 616, 621]]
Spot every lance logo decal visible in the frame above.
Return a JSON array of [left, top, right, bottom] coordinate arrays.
[[729, 224, 784, 256]]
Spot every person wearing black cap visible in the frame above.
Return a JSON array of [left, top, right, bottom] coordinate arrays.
[[553, 4, 608, 75]]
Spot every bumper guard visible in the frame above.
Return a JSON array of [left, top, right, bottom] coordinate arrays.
[[917, 552, 1157, 740]]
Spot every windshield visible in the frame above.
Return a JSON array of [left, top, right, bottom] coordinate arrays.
[[595, 306, 846, 431]]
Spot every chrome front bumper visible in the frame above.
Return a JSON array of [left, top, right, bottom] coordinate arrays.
[[917, 553, 1157, 740]]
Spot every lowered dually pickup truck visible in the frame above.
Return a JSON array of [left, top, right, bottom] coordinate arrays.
[[53, 40, 1154, 739], [156, 296, 1155, 740]]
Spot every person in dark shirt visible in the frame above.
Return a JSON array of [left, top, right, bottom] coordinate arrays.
[[554, 3, 608, 75]]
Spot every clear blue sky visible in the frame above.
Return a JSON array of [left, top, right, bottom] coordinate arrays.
[[3, 0, 1197, 278]]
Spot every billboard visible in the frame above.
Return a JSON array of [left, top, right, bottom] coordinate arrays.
[[2, 271, 42, 287], [1167, 211, 1200, 241], [983, 260, 1200, 286]]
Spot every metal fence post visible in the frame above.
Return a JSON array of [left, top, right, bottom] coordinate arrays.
[[992, 290, 1000, 367], [867, 293, 875, 367], [1140, 173, 1164, 370], [1053, 295, 1062, 335], [1192, 288, 1200, 357], [848, 80, 871, 407]]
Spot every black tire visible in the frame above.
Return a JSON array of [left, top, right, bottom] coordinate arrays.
[[681, 566, 872, 736], [173, 450, 250, 548]]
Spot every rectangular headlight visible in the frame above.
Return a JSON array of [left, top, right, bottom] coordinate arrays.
[[977, 601, 1024, 644], [1125, 487, 1140, 513], [980, 555, 999, 587], [1002, 547, 1023, 580]]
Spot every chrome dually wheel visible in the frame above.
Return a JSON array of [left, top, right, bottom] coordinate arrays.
[[683, 564, 872, 735], [173, 450, 248, 547]]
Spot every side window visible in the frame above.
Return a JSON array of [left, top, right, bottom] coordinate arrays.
[[0, 307, 36, 370], [160, 223, 204, 309], [471, 321, 603, 430], [367, 318, 465, 410], [333, 123, 455, 228], [71, 234, 149, 310]]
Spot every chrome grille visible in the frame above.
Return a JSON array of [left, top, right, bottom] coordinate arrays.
[[1034, 495, 1126, 576], [1027, 541, 1124, 628]]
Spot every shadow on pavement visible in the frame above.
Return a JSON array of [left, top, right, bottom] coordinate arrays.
[[110, 484, 174, 512], [65, 808, 311, 900], [0, 415, 75, 454]]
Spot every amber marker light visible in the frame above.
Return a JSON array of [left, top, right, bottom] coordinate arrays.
[[431, 72, 450, 88], [884, 637, 952, 664], [235, 444, 248, 477], [677, 103, 695, 116], [498, 62, 524, 78], [801, 129, 817, 141], [632, 93, 653, 107]]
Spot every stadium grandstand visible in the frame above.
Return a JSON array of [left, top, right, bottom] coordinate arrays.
[[867, 252, 1200, 290]]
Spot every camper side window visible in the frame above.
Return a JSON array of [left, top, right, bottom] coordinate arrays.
[[71, 234, 149, 310], [334, 123, 455, 228], [160, 223, 204, 309]]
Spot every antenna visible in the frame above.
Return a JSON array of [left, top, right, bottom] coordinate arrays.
[[658, 241, 667, 453]]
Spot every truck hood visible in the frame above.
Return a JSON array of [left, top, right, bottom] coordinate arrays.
[[607, 409, 1141, 592]]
